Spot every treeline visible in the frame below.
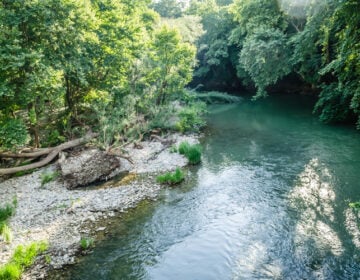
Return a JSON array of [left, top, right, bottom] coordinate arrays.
[[152, 0, 360, 127], [0, 0, 198, 151]]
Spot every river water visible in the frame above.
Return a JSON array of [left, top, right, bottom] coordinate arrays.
[[54, 95, 360, 279]]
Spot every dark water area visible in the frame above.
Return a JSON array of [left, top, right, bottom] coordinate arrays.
[[52, 95, 360, 279]]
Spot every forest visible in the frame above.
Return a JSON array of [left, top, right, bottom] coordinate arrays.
[[0, 0, 359, 152]]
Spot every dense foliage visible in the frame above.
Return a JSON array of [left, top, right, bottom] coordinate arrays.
[[182, 0, 360, 126], [0, 0, 197, 151], [1, 0, 360, 151]]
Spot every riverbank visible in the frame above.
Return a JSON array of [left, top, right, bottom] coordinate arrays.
[[0, 133, 200, 279]]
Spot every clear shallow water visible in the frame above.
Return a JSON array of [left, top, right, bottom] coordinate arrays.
[[53, 95, 360, 279]]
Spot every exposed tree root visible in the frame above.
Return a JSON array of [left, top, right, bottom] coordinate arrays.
[[0, 133, 98, 176]]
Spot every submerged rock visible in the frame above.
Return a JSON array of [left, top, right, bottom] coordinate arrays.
[[60, 149, 121, 189]]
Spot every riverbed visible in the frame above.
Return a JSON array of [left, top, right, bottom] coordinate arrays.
[[52, 95, 360, 279]]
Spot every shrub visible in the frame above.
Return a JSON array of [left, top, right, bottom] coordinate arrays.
[[0, 119, 29, 150], [175, 102, 206, 133], [157, 168, 185, 185], [178, 141, 202, 165]]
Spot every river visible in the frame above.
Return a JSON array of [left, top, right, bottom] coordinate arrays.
[[52, 95, 360, 279]]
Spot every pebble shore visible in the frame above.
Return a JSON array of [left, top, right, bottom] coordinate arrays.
[[0, 133, 199, 279]]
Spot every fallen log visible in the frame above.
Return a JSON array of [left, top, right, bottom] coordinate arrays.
[[0, 133, 98, 176], [0, 148, 52, 158]]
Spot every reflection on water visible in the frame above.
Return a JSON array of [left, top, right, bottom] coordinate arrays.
[[52, 95, 360, 280], [289, 158, 343, 258]]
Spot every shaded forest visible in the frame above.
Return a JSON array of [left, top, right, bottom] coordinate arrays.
[[0, 0, 359, 153]]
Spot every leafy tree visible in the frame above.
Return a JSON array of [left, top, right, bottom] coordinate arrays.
[[187, 0, 240, 91], [229, 0, 290, 97], [314, 0, 360, 125], [149, 26, 196, 105], [150, 0, 184, 18], [239, 27, 291, 98]]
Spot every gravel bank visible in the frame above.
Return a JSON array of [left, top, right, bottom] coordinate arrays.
[[0, 133, 199, 279]]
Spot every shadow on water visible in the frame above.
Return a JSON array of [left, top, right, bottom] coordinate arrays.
[[51, 95, 360, 280]]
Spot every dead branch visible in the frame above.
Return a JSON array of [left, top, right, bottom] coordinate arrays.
[[0, 133, 98, 176], [0, 148, 53, 158]]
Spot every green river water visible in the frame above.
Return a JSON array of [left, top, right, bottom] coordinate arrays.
[[53, 95, 360, 279]]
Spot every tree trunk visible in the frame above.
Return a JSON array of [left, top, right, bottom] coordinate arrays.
[[0, 133, 98, 176]]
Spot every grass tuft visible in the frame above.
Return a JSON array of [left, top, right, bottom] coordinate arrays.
[[40, 171, 60, 186], [1, 224, 13, 244], [157, 168, 185, 185], [0, 241, 48, 280], [80, 237, 94, 250], [0, 263, 21, 280], [178, 141, 202, 165], [349, 202, 360, 209]]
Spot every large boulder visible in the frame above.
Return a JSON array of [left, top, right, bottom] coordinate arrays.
[[59, 149, 122, 189]]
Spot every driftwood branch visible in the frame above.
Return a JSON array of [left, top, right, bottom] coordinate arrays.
[[0, 148, 53, 158], [0, 133, 98, 176]]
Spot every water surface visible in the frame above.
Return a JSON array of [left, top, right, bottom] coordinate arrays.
[[54, 95, 360, 279]]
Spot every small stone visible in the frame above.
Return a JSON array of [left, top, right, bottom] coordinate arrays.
[[96, 227, 106, 232]]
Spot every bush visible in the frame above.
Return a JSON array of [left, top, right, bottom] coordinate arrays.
[[0, 119, 29, 150], [157, 168, 185, 185], [178, 141, 202, 165], [175, 102, 206, 133]]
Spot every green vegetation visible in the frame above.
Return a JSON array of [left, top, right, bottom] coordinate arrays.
[[80, 237, 94, 250], [0, 0, 198, 155], [157, 168, 185, 185], [0, 242, 48, 280], [40, 171, 60, 186], [183, 0, 360, 127], [1, 225, 13, 244], [195, 91, 242, 104], [178, 141, 202, 165], [349, 202, 360, 210], [0, 198, 17, 243]]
